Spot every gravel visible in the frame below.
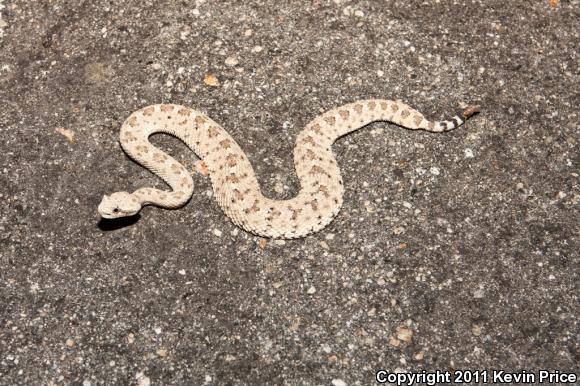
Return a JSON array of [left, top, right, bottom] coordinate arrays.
[[0, 0, 578, 384]]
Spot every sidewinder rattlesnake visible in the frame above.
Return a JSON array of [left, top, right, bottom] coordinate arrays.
[[98, 100, 478, 238]]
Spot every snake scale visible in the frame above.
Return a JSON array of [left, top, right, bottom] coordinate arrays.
[[98, 100, 478, 238]]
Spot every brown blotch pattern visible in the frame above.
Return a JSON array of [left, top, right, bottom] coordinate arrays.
[[225, 174, 240, 183], [380, 101, 388, 110], [391, 103, 399, 112], [400, 109, 410, 118], [178, 108, 191, 116], [368, 101, 376, 110], [311, 123, 322, 133], [220, 139, 232, 149], [142, 106, 155, 116], [226, 154, 238, 167], [233, 189, 244, 200], [338, 110, 350, 119], [127, 116, 137, 127], [413, 115, 423, 126], [208, 126, 220, 138], [170, 163, 182, 175], [354, 104, 363, 113], [244, 199, 260, 214], [135, 144, 149, 154], [308, 199, 319, 211], [160, 105, 174, 112], [124, 131, 138, 142], [324, 116, 336, 125], [309, 165, 325, 175], [153, 153, 168, 163], [180, 177, 190, 187], [195, 116, 207, 126], [305, 149, 316, 160]]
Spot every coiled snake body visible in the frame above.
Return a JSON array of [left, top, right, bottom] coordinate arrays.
[[98, 100, 478, 238]]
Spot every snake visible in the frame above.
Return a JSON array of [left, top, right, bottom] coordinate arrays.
[[98, 100, 478, 238]]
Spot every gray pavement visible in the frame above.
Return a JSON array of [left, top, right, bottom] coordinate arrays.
[[0, 0, 578, 385]]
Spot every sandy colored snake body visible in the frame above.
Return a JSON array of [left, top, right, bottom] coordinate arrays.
[[98, 100, 478, 238]]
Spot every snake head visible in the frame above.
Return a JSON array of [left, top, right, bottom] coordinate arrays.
[[98, 192, 141, 219]]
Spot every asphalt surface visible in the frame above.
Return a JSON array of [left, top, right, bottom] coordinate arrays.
[[0, 0, 578, 385]]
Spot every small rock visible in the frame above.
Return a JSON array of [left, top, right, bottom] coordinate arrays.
[[251, 46, 263, 53], [464, 148, 474, 158], [66, 338, 75, 347], [212, 229, 222, 237], [396, 326, 413, 342], [430, 167, 440, 176], [257, 238, 267, 250], [389, 336, 401, 347], [203, 73, 219, 86], [307, 286, 316, 294], [55, 127, 75, 143], [274, 181, 284, 194], [156, 348, 168, 357], [225, 56, 239, 66], [332, 379, 347, 386], [136, 373, 150, 386]]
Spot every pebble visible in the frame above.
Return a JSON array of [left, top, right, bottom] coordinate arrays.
[[251, 45, 263, 53], [464, 148, 474, 158], [396, 326, 413, 343], [136, 375, 150, 386], [151, 63, 162, 70], [430, 167, 440, 176], [156, 348, 168, 357], [213, 228, 222, 237], [332, 380, 347, 386], [274, 181, 284, 194], [225, 56, 239, 66], [307, 286, 316, 294]]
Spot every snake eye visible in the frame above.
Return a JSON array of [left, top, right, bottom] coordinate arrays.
[[113, 208, 119, 213]]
